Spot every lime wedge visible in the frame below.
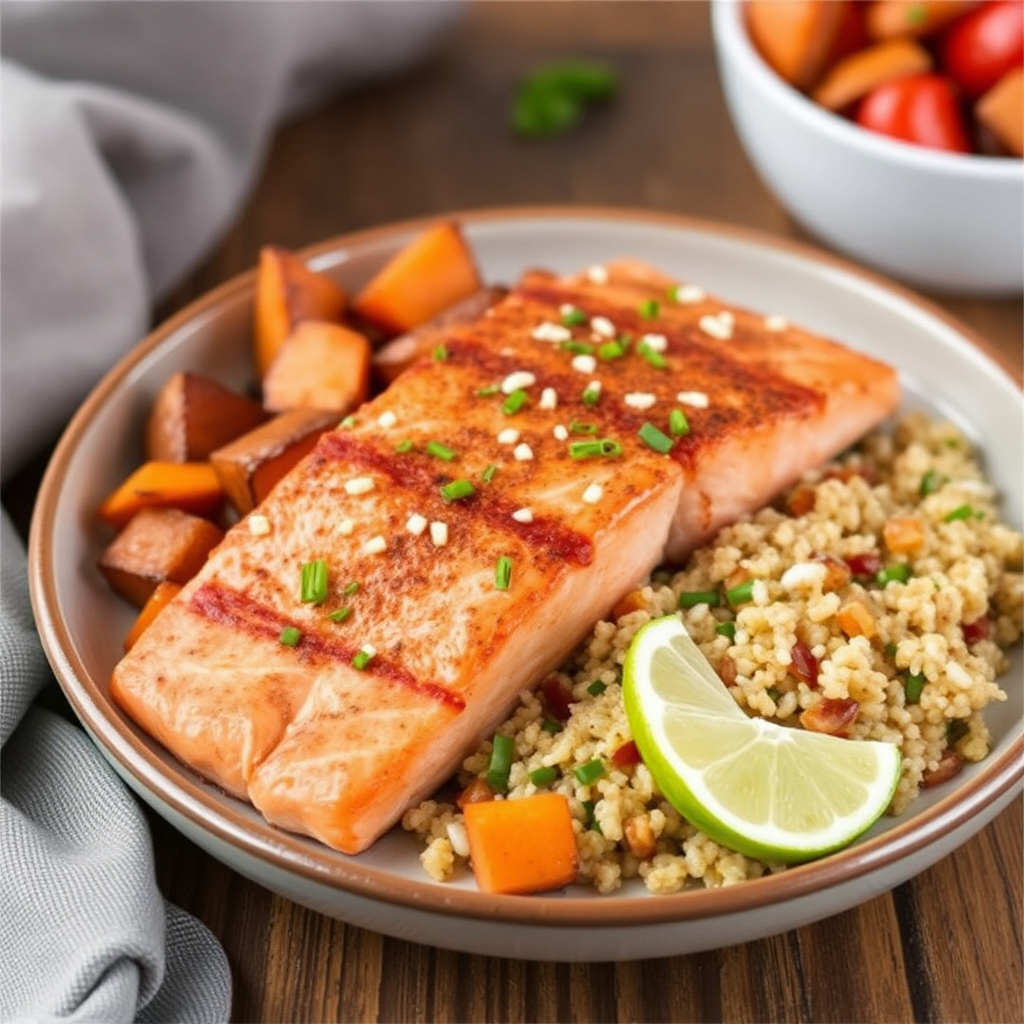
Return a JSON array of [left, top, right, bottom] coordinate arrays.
[[623, 616, 901, 863]]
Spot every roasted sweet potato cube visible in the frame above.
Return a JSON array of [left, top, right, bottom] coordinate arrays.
[[96, 461, 224, 530], [255, 245, 348, 378], [98, 507, 224, 607], [352, 221, 483, 337], [124, 580, 182, 651], [262, 320, 371, 415], [210, 408, 337, 514], [371, 286, 508, 386], [145, 371, 268, 462]]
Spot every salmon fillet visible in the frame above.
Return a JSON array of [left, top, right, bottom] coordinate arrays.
[[110, 259, 899, 854]]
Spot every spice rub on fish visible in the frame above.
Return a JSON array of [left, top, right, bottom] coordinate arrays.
[[110, 259, 899, 855]]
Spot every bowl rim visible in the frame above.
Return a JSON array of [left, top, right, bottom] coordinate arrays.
[[710, 0, 1023, 180], [29, 204, 1024, 930]]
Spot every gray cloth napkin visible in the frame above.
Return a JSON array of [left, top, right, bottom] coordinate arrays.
[[0, 3, 460, 1020]]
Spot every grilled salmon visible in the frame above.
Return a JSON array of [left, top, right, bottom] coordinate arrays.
[[110, 258, 899, 854]]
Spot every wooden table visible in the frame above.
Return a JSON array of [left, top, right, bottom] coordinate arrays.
[[150, 4, 1022, 1021]]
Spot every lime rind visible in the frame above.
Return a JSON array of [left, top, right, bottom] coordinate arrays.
[[623, 615, 902, 864]]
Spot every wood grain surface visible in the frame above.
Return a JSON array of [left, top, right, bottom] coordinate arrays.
[[145, 3, 1022, 1021]]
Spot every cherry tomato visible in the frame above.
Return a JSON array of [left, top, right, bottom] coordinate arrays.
[[940, 1, 1024, 99], [856, 73, 972, 152]]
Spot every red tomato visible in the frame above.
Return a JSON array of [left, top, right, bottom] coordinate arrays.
[[856, 73, 972, 152], [940, 1, 1024, 99]]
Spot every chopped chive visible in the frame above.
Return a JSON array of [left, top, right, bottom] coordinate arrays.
[[581, 385, 601, 407], [569, 438, 622, 459], [919, 469, 943, 496], [300, 559, 329, 605], [669, 408, 690, 437], [486, 733, 515, 793], [876, 563, 911, 586], [541, 718, 563, 734], [476, 383, 500, 397], [425, 440, 457, 462], [637, 341, 667, 369], [432, 343, 449, 361], [766, 687, 781, 703], [502, 389, 528, 415], [574, 759, 605, 785], [279, 626, 302, 647], [481, 463, 498, 484], [352, 646, 375, 671], [715, 621, 737, 640], [440, 478, 476, 502], [944, 503, 976, 522], [597, 340, 627, 360], [581, 798, 600, 831], [560, 339, 595, 355], [586, 679, 606, 696], [885, 641, 899, 658], [495, 555, 513, 591], [679, 589, 720, 609], [561, 306, 588, 326], [394, 439, 415, 454], [726, 579, 755, 606], [528, 765, 559, 786], [904, 672, 925, 703], [342, 581, 360, 598], [569, 420, 599, 435], [329, 606, 353, 623], [638, 421, 674, 454], [639, 298, 660, 319], [339, 414, 357, 429]]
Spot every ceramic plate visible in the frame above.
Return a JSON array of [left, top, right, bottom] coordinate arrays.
[[29, 208, 1023, 961]]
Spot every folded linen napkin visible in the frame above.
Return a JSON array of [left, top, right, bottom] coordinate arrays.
[[0, 3, 460, 1020]]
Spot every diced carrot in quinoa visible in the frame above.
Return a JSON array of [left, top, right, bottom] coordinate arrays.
[[464, 793, 578, 895], [611, 588, 647, 620], [883, 514, 925, 554], [836, 599, 877, 638]]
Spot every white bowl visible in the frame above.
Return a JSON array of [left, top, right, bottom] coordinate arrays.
[[711, 0, 1024, 296], [29, 208, 1023, 961]]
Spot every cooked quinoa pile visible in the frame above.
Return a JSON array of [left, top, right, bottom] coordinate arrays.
[[402, 413, 1023, 893]]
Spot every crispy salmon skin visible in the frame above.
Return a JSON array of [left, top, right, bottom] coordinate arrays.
[[110, 259, 899, 854]]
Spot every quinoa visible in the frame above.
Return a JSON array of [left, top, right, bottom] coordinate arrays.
[[402, 413, 1023, 893]]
